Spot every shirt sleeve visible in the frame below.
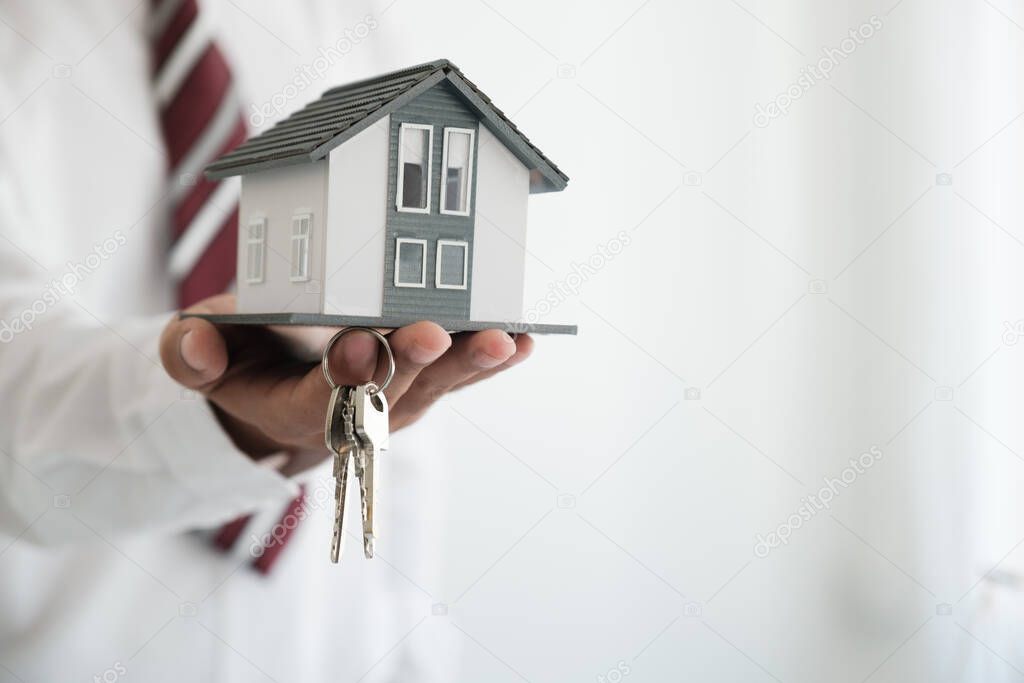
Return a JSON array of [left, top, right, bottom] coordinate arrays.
[[0, 192, 298, 549]]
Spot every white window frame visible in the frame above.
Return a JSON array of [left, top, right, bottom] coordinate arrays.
[[395, 123, 434, 214], [394, 237, 428, 288], [439, 127, 476, 216], [245, 216, 267, 284], [435, 239, 469, 290], [290, 213, 313, 282]]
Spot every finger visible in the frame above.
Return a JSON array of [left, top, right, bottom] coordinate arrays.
[[325, 329, 380, 387], [197, 326, 399, 449], [278, 323, 449, 437], [451, 334, 534, 391], [379, 321, 451, 403], [392, 329, 516, 420], [247, 329, 381, 443], [159, 295, 237, 391]]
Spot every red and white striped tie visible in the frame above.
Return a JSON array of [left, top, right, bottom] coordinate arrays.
[[149, 0, 304, 573], [150, 0, 246, 306]]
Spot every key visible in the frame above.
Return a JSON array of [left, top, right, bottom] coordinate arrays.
[[326, 385, 357, 563], [319, 326, 396, 564], [324, 385, 346, 562], [352, 382, 389, 558]]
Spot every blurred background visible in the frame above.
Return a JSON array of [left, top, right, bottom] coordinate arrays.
[[415, 1, 1024, 680], [6, 0, 1024, 681]]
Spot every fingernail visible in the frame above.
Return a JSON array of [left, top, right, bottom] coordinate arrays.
[[409, 341, 444, 365], [503, 349, 528, 367], [179, 331, 207, 373], [472, 351, 505, 368], [473, 333, 514, 368]]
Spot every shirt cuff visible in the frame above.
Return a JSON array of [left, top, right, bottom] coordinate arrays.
[[135, 316, 299, 527]]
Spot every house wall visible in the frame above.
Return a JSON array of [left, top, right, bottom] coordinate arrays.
[[470, 125, 530, 322], [323, 115, 391, 317], [383, 81, 479, 321], [236, 160, 328, 314]]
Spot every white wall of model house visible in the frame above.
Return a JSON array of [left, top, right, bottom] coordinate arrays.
[[236, 160, 327, 314], [470, 125, 529, 322], [324, 116, 390, 317], [235, 112, 533, 322]]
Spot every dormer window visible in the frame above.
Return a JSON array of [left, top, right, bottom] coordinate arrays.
[[396, 123, 433, 213], [440, 128, 474, 215]]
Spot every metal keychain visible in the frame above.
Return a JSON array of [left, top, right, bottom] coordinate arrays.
[[322, 327, 395, 394], [321, 328, 394, 562]]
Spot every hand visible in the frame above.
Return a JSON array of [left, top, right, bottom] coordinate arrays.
[[159, 295, 532, 469]]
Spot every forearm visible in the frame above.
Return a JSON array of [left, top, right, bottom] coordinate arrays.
[[0, 280, 296, 545]]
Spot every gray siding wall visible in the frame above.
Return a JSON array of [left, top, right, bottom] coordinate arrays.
[[383, 81, 479, 320]]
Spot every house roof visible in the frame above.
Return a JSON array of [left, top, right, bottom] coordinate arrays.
[[205, 59, 568, 193]]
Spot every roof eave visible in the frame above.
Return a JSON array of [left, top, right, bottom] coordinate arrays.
[[204, 69, 449, 180], [441, 71, 568, 194], [205, 151, 318, 179], [530, 170, 568, 194]]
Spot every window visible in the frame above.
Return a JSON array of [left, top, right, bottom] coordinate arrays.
[[394, 238, 427, 287], [396, 123, 433, 213], [245, 217, 266, 284], [435, 239, 468, 289], [290, 213, 312, 282], [440, 128, 475, 215]]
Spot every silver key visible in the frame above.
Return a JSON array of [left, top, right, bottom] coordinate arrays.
[[326, 385, 357, 563], [352, 383, 389, 558]]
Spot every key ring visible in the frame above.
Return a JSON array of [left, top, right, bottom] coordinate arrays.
[[321, 327, 395, 394]]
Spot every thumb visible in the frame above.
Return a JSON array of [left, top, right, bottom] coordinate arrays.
[[159, 296, 233, 391]]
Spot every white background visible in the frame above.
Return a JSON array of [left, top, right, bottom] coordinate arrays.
[[401, 1, 1024, 681]]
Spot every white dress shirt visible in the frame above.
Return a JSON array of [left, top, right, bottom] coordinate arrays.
[[0, 1, 453, 680]]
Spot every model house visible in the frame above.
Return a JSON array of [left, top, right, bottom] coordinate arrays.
[[205, 59, 574, 334]]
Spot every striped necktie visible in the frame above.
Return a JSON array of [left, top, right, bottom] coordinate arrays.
[[149, 0, 305, 573]]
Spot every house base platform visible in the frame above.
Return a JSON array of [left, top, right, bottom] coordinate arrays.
[[183, 313, 577, 335]]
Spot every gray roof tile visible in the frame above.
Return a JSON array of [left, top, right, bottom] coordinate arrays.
[[205, 59, 568, 192]]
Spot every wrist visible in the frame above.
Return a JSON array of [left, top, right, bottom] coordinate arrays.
[[210, 401, 288, 461]]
